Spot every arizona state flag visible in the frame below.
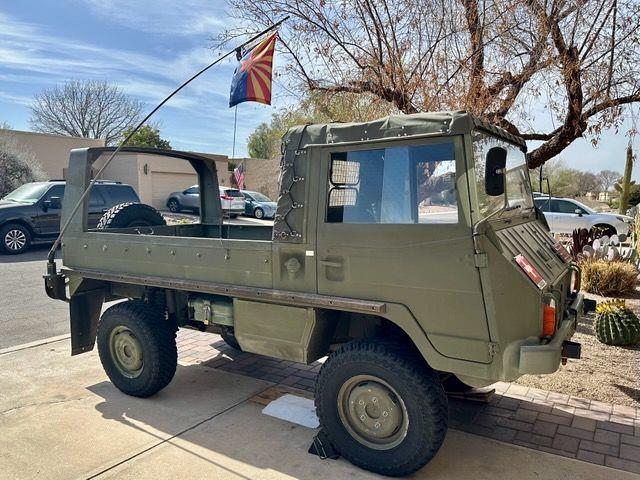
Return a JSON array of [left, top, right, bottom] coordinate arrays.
[[229, 32, 277, 107]]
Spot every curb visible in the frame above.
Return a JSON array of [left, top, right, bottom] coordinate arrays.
[[0, 334, 70, 356]]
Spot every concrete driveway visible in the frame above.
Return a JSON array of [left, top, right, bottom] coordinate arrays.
[[1, 339, 634, 480]]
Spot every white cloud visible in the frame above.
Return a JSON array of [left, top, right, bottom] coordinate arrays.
[[77, 0, 231, 36]]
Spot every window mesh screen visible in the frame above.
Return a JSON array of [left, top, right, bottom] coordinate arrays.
[[329, 188, 357, 206], [331, 160, 360, 185]]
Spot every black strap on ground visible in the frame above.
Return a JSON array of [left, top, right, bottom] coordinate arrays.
[[308, 430, 340, 460]]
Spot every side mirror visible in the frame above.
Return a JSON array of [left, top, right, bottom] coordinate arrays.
[[574, 209, 583, 217], [485, 147, 507, 196]]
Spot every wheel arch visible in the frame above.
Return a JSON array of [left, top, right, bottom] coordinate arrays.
[[0, 217, 37, 236], [327, 305, 494, 380]]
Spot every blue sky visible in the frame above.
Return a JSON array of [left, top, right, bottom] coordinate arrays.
[[0, 1, 638, 179]]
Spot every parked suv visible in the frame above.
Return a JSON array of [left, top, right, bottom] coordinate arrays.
[[0, 180, 139, 254], [534, 195, 632, 236], [166, 185, 245, 217]]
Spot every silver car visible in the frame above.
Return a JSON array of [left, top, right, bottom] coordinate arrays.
[[167, 186, 245, 217], [534, 196, 632, 236]]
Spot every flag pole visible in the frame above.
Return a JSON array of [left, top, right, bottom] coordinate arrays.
[[46, 16, 289, 266], [231, 105, 238, 163]]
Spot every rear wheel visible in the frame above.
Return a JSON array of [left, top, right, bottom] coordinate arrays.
[[0, 223, 31, 254], [167, 198, 181, 213], [254, 207, 264, 219], [97, 300, 177, 397], [315, 340, 448, 477], [97, 202, 166, 229]]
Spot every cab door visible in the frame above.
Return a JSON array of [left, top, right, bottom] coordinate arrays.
[[316, 136, 492, 363], [36, 185, 65, 235], [551, 199, 588, 233]]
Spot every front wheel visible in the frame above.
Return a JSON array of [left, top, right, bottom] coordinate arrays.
[[97, 300, 177, 397], [315, 340, 448, 477], [0, 223, 31, 254], [167, 198, 181, 213], [254, 207, 264, 219]]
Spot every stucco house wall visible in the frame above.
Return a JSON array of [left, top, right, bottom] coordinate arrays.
[[0, 128, 105, 179]]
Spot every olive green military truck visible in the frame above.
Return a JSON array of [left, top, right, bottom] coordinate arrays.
[[45, 111, 590, 477]]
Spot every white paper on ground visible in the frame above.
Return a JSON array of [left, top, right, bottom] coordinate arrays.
[[262, 394, 320, 428]]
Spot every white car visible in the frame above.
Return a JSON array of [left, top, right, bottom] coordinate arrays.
[[218, 187, 246, 217], [534, 196, 632, 236]]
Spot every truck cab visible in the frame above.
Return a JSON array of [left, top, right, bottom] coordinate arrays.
[[45, 112, 588, 476]]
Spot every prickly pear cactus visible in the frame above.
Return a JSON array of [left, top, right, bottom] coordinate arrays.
[[594, 300, 640, 346]]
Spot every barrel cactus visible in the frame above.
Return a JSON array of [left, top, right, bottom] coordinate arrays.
[[594, 300, 640, 346]]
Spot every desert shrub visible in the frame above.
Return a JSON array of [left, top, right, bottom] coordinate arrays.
[[580, 259, 638, 296]]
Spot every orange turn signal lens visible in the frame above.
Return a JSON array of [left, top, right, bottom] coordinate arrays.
[[542, 305, 556, 337]]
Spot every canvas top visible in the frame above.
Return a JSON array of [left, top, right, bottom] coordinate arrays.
[[281, 110, 526, 151]]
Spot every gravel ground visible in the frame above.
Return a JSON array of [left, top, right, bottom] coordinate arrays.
[[516, 290, 640, 407]]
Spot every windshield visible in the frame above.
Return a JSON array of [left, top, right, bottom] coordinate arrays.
[[2, 183, 50, 204], [473, 132, 534, 218], [250, 192, 272, 202]]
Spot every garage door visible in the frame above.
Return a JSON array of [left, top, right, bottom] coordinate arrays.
[[151, 172, 198, 210]]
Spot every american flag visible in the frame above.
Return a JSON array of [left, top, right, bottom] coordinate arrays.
[[234, 162, 246, 189]]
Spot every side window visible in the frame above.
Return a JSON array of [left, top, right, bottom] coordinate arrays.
[[326, 142, 457, 224], [185, 186, 199, 195], [90, 188, 106, 207], [534, 198, 551, 212], [43, 185, 65, 207], [554, 200, 580, 214], [106, 186, 138, 204]]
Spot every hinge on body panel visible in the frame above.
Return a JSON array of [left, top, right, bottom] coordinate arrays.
[[488, 342, 500, 358], [474, 252, 488, 268]]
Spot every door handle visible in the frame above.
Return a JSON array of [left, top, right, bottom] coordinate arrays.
[[319, 259, 343, 268]]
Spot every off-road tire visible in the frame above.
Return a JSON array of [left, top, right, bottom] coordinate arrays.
[[0, 223, 32, 254], [315, 339, 448, 477], [97, 300, 177, 397], [97, 202, 166, 230], [254, 207, 264, 219], [167, 198, 181, 213], [220, 328, 242, 351]]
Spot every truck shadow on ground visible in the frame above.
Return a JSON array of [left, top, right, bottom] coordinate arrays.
[[86, 352, 638, 476], [86, 365, 372, 479]]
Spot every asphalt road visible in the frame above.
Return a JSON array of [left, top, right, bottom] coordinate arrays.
[[0, 245, 69, 349], [0, 214, 273, 349]]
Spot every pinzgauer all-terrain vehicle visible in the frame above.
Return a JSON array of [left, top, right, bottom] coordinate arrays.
[[45, 111, 589, 476]]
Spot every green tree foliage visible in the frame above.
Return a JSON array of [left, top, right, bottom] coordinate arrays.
[[247, 92, 397, 159], [533, 158, 612, 198], [120, 124, 171, 150], [627, 184, 640, 207]]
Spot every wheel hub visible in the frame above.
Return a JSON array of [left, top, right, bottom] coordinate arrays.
[[5, 229, 26, 251], [109, 326, 143, 377], [338, 375, 408, 450]]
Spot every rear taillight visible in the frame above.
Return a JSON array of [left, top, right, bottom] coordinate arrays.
[[221, 193, 232, 200], [542, 302, 556, 337]]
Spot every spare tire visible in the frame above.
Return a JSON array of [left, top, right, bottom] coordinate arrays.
[[97, 202, 166, 230]]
